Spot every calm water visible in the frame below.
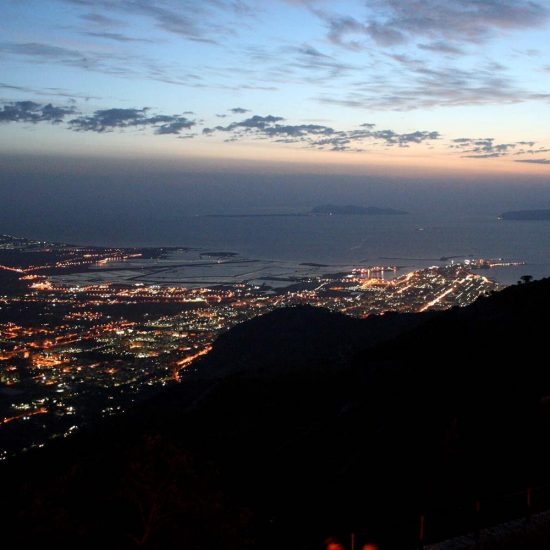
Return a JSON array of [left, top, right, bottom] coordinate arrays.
[[7, 212, 550, 285]]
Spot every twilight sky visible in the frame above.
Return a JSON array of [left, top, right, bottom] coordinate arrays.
[[1, 0, 550, 176]]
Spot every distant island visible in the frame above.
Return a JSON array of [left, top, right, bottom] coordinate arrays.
[[311, 204, 409, 216], [500, 209, 550, 221], [201, 206, 408, 218], [202, 213, 306, 218]]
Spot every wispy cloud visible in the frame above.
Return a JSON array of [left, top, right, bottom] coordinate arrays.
[[0, 42, 87, 64], [417, 41, 465, 55], [0, 41, 140, 77], [286, 43, 357, 77], [515, 158, 550, 165], [314, 0, 549, 49], [0, 82, 101, 102], [0, 40, 206, 88], [317, 58, 550, 111], [80, 12, 123, 27], [83, 31, 154, 43], [62, 0, 255, 43]]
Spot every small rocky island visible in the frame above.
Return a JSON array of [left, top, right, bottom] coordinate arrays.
[[499, 209, 550, 221], [311, 204, 409, 216]]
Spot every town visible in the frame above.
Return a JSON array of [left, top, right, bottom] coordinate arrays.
[[0, 234, 519, 458]]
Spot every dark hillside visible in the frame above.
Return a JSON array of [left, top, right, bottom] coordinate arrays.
[[2, 280, 550, 548]]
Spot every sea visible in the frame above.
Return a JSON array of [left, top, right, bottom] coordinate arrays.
[[7, 211, 550, 286], [4, 166, 550, 285]]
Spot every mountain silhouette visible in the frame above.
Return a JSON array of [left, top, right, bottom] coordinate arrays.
[[2, 279, 550, 548]]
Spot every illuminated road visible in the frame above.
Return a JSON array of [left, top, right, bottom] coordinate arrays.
[[418, 286, 457, 312], [172, 346, 213, 380]]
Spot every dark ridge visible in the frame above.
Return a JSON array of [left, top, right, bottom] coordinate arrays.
[[2, 279, 550, 549], [194, 305, 430, 379]]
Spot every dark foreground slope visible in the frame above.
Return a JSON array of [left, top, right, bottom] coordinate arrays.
[[3, 280, 550, 549]]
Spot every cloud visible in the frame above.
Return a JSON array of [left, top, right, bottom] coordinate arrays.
[[0, 82, 100, 102], [278, 4, 550, 111], [205, 114, 284, 134], [63, 0, 255, 44], [68, 107, 195, 134], [84, 31, 154, 43], [0, 100, 196, 137], [0, 42, 86, 63], [337, 127, 440, 149], [462, 153, 502, 159], [0, 82, 29, 93], [120, 2, 217, 44], [450, 137, 550, 160], [0, 40, 208, 89], [371, 129, 440, 145], [203, 113, 439, 151], [4, 0, 548, 126], [0, 98, 543, 161], [515, 147, 550, 156], [376, 0, 548, 43], [151, 118, 195, 135], [317, 0, 549, 49], [417, 41, 465, 55], [293, 44, 329, 59], [451, 137, 519, 158], [69, 108, 148, 132], [263, 124, 336, 138], [286, 43, 357, 77], [515, 158, 550, 165], [0, 101, 76, 123], [229, 107, 250, 114], [317, 59, 550, 111], [364, 20, 405, 46], [0, 40, 139, 77], [318, 127, 440, 151], [80, 12, 122, 27], [239, 41, 358, 89], [323, 15, 368, 49]]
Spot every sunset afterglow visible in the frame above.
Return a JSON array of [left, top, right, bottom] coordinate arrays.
[[1, 0, 549, 174]]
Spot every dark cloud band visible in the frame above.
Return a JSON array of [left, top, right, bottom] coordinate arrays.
[[0, 101, 76, 123], [68, 108, 195, 134], [0, 99, 547, 165]]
